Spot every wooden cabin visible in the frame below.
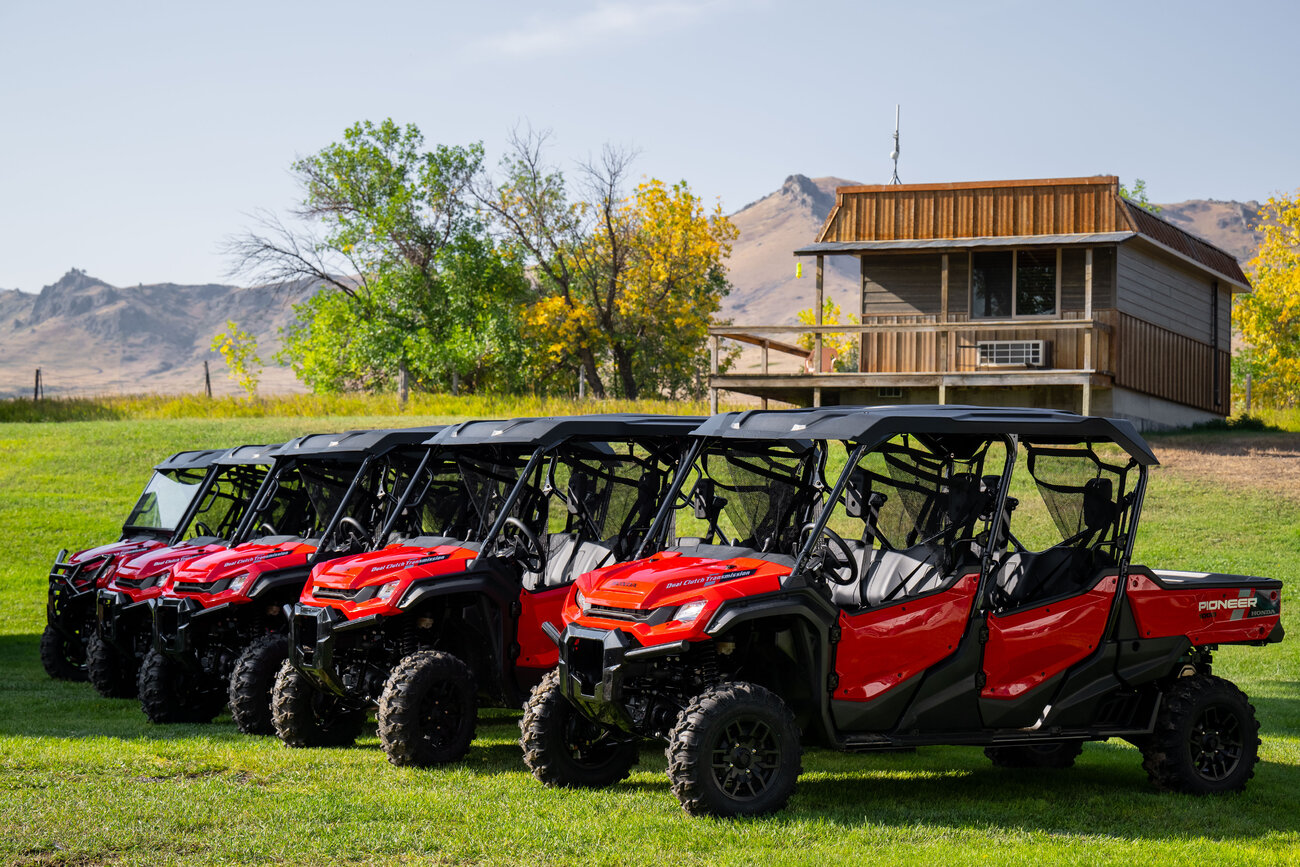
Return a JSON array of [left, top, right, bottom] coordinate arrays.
[[708, 175, 1248, 430]]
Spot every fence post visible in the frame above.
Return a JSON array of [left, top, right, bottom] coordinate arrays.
[[204, 360, 213, 398], [34, 368, 42, 401], [1245, 373, 1252, 413], [398, 360, 410, 406]]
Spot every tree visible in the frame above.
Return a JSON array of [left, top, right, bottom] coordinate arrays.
[[1235, 190, 1300, 407], [228, 119, 530, 394], [1120, 178, 1162, 214], [796, 299, 859, 372], [210, 320, 262, 398], [480, 130, 737, 399]]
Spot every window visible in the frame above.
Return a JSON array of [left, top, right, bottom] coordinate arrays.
[[878, 387, 902, 398], [971, 249, 1058, 318]]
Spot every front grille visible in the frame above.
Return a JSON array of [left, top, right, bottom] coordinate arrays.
[[587, 603, 654, 622], [173, 580, 220, 594], [313, 586, 365, 601]]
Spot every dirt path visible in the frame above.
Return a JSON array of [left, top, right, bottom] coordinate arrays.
[[1149, 432, 1300, 503]]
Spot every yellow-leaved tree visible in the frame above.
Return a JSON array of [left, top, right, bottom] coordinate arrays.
[[1235, 190, 1300, 407], [210, 320, 262, 399], [796, 299, 859, 372], [485, 133, 737, 399]]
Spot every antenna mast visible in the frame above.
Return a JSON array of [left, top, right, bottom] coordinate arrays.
[[889, 104, 901, 185]]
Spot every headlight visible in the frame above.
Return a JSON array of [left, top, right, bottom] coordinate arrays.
[[574, 589, 590, 613], [224, 571, 251, 594], [377, 580, 402, 603], [673, 599, 708, 623], [143, 569, 171, 589]]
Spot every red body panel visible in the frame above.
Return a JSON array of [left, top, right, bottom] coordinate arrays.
[[107, 542, 224, 603], [567, 551, 790, 646], [65, 538, 167, 590], [300, 543, 480, 619], [517, 586, 570, 669], [981, 575, 1118, 700], [1127, 573, 1281, 646], [834, 573, 979, 701], [163, 540, 316, 608]]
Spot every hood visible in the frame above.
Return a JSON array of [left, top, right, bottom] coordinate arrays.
[[112, 540, 225, 584], [170, 538, 314, 586], [577, 550, 791, 612], [309, 542, 477, 593], [68, 538, 163, 566]]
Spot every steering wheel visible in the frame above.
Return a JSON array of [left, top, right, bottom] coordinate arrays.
[[337, 516, 368, 548], [193, 521, 213, 537], [800, 522, 858, 586], [502, 517, 544, 573], [259, 522, 277, 536]]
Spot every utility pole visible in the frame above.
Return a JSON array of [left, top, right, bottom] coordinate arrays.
[[204, 360, 213, 398]]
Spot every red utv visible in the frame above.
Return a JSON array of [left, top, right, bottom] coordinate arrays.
[[89, 443, 279, 698], [42, 448, 226, 681], [523, 406, 1284, 817], [141, 427, 440, 732], [277, 414, 700, 767]]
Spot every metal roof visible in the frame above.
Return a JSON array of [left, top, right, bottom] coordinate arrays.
[[429, 414, 706, 448], [794, 232, 1136, 256], [154, 448, 226, 471], [213, 443, 281, 466], [692, 405, 1158, 465], [274, 426, 445, 459]]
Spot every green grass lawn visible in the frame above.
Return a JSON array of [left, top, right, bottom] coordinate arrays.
[[1, 417, 1298, 865]]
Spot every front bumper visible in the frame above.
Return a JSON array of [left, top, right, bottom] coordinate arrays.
[[151, 596, 233, 657], [46, 558, 105, 636], [557, 624, 642, 731], [290, 603, 384, 697], [96, 589, 154, 649]]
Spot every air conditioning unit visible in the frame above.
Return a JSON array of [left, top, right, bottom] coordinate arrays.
[[976, 339, 1051, 368]]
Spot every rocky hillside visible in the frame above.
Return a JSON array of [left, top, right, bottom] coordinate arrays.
[[0, 270, 311, 398]]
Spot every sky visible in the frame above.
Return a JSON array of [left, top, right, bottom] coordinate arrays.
[[0, 0, 1297, 293]]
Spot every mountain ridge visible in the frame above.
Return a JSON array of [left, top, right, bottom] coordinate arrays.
[[0, 180, 1266, 398]]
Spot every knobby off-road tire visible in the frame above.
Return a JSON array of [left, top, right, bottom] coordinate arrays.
[[229, 634, 289, 735], [984, 741, 1084, 769], [521, 669, 638, 788], [137, 648, 225, 724], [666, 681, 802, 818], [1141, 674, 1260, 795], [40, 624, 87, 682], [377, 650, 477, 767], [271, 660, 367, 748], [87, 629, 139, 698]]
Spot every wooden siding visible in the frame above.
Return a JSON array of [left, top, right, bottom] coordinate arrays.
[[861, 253, 944, 315], [1117, 243, 1220, 344], [820, 177, 1131, 243], [1060, 246, 1116, 311], [1115, 313, 1229, 414]]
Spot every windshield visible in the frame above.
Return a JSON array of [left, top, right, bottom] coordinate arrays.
[[662, 441, 819, 555], [178, 462, 270, 543], [124, 467, 209, 532]]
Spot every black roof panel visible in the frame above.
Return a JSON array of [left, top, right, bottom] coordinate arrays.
[[213, 443, 281, 466], [429, 414, 705, 448], [693, 405, 1158, 465], [154, 448, 226, 471], [273, 426, 445, 459]]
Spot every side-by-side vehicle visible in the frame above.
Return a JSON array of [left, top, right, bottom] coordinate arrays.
[[43, 448, 225, 681], [142, 427, 440, 732], [278, 414, 701, 766], [523, 406, 1284, 817], [90, 443, 279, 697]]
